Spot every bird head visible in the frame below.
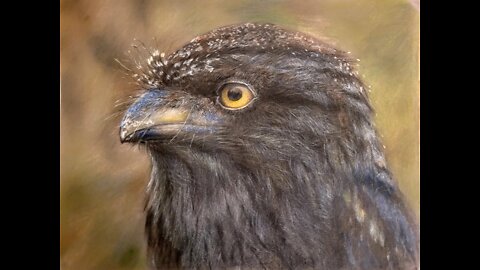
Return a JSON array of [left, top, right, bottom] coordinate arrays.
[[120, 23, 380, 183]]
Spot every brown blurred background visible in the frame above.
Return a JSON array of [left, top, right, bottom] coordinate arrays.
[[60, 0, 419, 269]]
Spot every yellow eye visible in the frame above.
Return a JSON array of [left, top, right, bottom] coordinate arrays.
[[218, 83, 256, 110]]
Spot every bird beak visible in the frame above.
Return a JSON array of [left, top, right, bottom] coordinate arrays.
[[120, 90, 218, 143]]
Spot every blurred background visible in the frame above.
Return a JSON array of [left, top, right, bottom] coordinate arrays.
[[60, 0, 419, 269]]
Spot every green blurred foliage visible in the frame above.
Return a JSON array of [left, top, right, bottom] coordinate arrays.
[[60, 0, 419, 269]]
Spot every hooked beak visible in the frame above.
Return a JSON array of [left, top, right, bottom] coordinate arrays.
[[119, 90, 219, 143]]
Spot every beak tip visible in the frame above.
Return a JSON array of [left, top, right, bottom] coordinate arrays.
[[119, 127, 130, 144]]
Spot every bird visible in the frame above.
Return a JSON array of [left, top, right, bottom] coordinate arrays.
[[119, 23, 419, 269]]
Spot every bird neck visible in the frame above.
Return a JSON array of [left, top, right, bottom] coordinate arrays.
[[143, 146, 366, 268]]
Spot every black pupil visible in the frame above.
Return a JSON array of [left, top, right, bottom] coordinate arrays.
[[227, 87, 243, 101]]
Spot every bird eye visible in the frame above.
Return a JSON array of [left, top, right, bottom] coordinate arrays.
[[217, 82, 256, 110]]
